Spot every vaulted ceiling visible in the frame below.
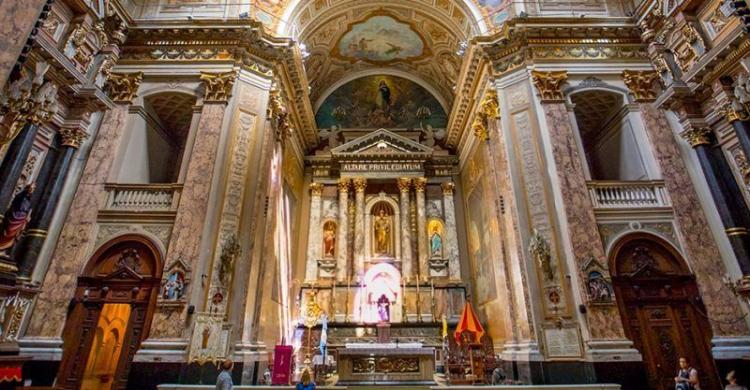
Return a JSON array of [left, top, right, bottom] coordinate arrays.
[[288, 0, 480, 110]]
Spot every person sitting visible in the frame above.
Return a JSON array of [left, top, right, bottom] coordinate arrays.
[[674, 357, 700, 390], [726, 371, 748, 390], [296, 369, 316, 390]]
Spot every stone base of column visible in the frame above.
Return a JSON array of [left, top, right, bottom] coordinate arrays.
[[585, 339, 643, 362], [133, 339, 189, 363], [499, 341, 544, 361], [711, 336, 750, 360]]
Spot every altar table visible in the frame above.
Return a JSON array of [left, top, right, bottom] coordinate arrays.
[[336, 344, 435, 385]]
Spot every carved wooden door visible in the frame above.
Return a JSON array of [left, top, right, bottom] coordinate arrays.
[[612, 237, 720, 390]]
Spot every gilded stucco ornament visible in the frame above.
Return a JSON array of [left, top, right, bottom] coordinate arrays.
[[268, 89, 293, 141], [0, 65, 59, 145], [622, 70, 659, 102], [310, 182, 324, 196], [200, 71, 237, 103], [680, 127, 713, 147], [531, 70, 568, 103], [106, 72, 143, 104], [59, 127, 89, 149], [218, 234, 241, 285], [529, 229, 555, 281]]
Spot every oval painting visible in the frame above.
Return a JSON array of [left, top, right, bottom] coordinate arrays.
[[335, 14, 427, 63]]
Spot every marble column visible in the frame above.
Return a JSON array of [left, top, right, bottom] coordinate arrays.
[[0, 124, 38, 211], [397, 178, 413, 279], [353, 178, 367, 280], [727, 109, 750, 178], [414, 177, 428, 278], [14, 124, 88, 279], [305, 183, 324, 281], [336, 179, 350, 282], [0, 0, 48, 89], [441, 182, 460, 280], [681, 126, 750, 276], [163, 72, 236, 299]]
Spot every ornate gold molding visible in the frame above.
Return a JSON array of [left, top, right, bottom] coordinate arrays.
[[531, 70, 568, 103], [310, 182, 324, 196], [353, 178, 367, 193], [200, 71, 237, 103], [480, 91, 500, 120], [0, 67, 59, 145], [397, 178, 412, 193], [622, 70, 659, 102], [59, 127, 89, 149], [441, 182, 455, 195], [413, 177, 427, 192], [472, 116, 489, 142], [338, 178, 350, 193], [680, 127, 712, 147], [268, 89, 292, 142], [106, 72, 143, 104]]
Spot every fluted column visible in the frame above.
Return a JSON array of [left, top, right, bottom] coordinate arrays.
[[441, 182, 461, 280], [353, 178, 367, 279], [414, 177, 428, 278], [681, 126, 750, 275], [15, 124, 88, 279], [336, 179, 350, 281], [305, 183, 324, 281], [398, 178, 413, 279]]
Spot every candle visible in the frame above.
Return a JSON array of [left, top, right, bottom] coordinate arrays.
[[430, 278, 434, 299]]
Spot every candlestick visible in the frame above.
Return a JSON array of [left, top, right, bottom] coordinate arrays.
[[416, 276, 421, 322]]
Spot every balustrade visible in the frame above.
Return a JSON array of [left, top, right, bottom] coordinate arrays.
[[587, 180, 671, 209], [103, 183, 182, 212]]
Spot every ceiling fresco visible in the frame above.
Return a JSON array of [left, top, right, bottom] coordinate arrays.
[[333, 13, 430, 63], [315, 74, 448, 129]]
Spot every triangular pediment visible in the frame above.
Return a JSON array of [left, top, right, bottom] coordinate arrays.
[[331, 129, 433, 158], [103, 266, 144, 281]]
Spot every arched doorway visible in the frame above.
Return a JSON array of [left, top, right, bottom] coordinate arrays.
[[610, 233, 719, 390], [55, 234, 163, 390]]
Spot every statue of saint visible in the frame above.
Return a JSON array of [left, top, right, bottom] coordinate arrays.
[[430, 226, 442, 257], [323, 222, 336, 258], [0, 184, 35, 256], [373, 209, 392, 256], [377, 294, 390, 323]]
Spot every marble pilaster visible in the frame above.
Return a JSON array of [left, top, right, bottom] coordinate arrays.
[[353, 178, 366, 279], [414, 178, 428, 278], [639, 103, 749, 335], [26, 105, 130, 337], [441, 182, 460, 280], [306, 183, 324, 281], [336, 179, 350, 281], [533, 70, 625, 341], [398, 178, 413, 279]]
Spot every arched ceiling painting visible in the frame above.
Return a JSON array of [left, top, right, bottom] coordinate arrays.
[[316, 75, 447, 129]]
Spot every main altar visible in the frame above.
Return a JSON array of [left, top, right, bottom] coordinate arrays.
[[297, 128, 468, 383]]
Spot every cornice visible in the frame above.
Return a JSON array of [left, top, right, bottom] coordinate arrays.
[[119, 22, 318, 149]]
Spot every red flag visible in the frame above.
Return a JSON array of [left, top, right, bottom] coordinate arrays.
[[453, 301, 484, 343]]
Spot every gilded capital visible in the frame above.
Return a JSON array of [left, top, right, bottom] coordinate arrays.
[[441, 182, 455, 195], [531, 70, 568, 103], [397, 178, 412, 193], [337, 178, 350, 193], [726, 105, 750, 123], [472, 115, 489, 142], [680, 127, 712, 148], [353, 178, 367, 193], [310, 182, 324, 196], [106, 72, 143, 103], [413, 177, 427, 192], [59, 127, 89, 148], [480, 91, 500, 119], [200, 71, 237, 103], [622, 70, 659, 102]]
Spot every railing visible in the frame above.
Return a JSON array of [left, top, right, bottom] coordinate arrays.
[[587, 180, 671, 209], [103, 183, 183, 212]]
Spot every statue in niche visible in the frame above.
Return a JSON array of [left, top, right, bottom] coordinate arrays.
[[373, 207, 393, 256], [377, 294, 390, 323], [428, 219, 444, 258], [323, 221, 336, 258]]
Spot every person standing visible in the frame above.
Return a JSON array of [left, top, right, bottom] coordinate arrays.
[[726, 371, 748, 390], [216, 359, 233, 390], [675, 357, 700, 390]]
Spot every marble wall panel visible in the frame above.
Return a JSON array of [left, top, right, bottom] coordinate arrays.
[[639, 104, 748, 336], [0, 0, 47, 88], [540, 102, 625, 340]]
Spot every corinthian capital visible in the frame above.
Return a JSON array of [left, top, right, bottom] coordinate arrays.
[[680, 127, 712, 148], [531, 70, 568, 103], [353, 178, 367, 193], [310, 182, 324, 196], [397, 178, 412, 193], [59, 127, 89, 149], [413, 177, 427, 192], [106, 72, 143, 104], [200, 71, 237, 103], [622, 70, 659, 102]]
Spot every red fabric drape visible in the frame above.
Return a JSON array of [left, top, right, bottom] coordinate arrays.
[[453, 302, 485, 343], [0, 365, 22, 382]]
